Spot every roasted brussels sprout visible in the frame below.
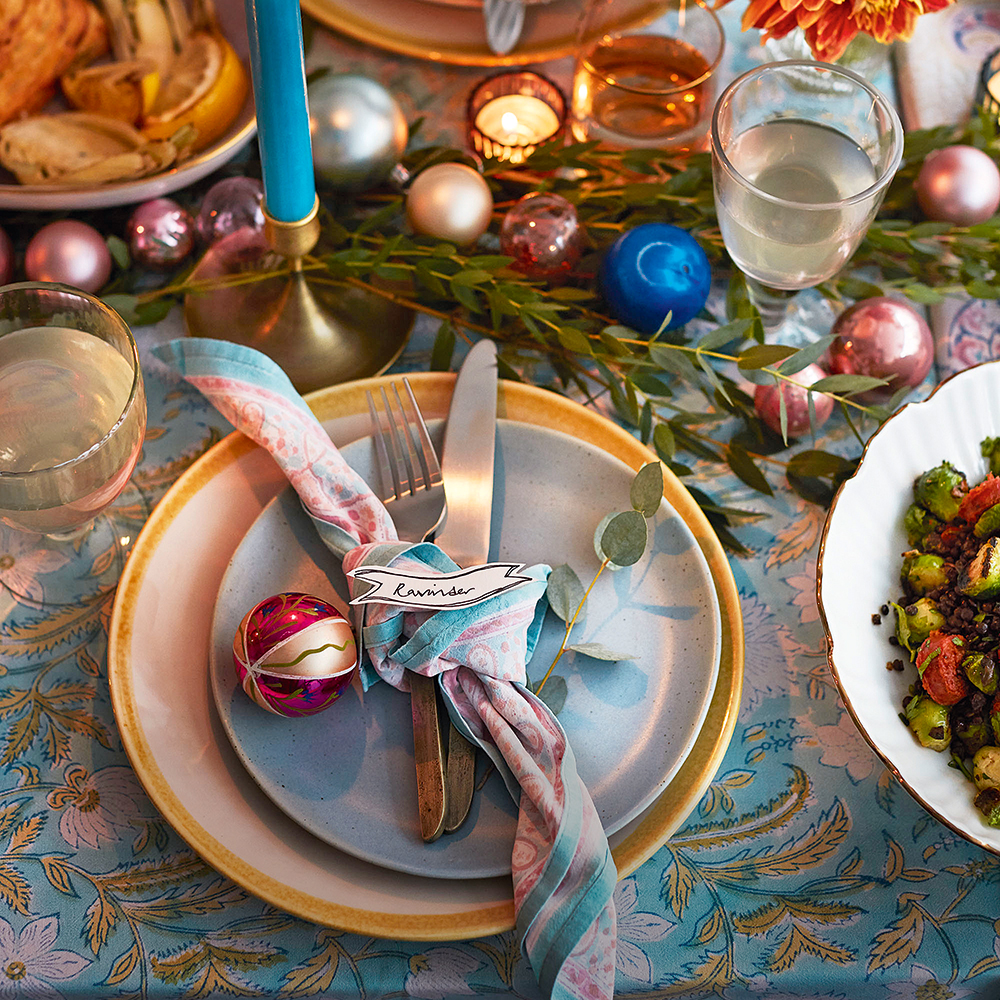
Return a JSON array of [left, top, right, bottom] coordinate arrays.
[[903, 503, 941, 547], [963, 651, 999, 695], [913, 461, 968, 521], [982, 436, 1000, 477], [972, 745, 1000, 790], [991, 696, 1000, 745], [959, 537, 1000, 599], [893, 599, 945, 654], [904, 694, 952, 751], [901, 552, 949, 595], [975, 504, 1000, 539]]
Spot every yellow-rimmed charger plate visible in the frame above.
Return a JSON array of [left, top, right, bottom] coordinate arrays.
[[301, 0, 580, 67], [108, 374, 743, 940]]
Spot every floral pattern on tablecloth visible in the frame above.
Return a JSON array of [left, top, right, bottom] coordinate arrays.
[[1, 304, 999, 999], [0, 8, 997, 996]]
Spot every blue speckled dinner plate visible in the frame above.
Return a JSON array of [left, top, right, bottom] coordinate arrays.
[[209, 419, 721, 879]]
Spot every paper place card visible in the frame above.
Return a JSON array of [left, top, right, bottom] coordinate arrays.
[[348, 562, 534, 611]]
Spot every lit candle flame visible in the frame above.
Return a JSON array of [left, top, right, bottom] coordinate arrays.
[[501, 111, 519, 136]]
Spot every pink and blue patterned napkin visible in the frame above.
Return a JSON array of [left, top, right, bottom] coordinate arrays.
[[154, 337, 617, 1000]]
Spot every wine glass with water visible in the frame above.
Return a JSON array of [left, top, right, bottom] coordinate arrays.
[[710, 61, 903, 337], [0, 283, 147, 607]]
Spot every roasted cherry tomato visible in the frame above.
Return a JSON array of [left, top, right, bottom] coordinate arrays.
[[916, 630, 971, 707], [959, 474, 1000, 524]]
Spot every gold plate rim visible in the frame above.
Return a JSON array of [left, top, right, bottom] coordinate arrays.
[[300, 0, 580, 67]]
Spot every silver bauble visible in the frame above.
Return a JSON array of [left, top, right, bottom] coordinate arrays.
[[406, 163, 494, 245], [309, 73, 408, 192]]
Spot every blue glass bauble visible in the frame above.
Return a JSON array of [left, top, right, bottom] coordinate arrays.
[[600, 223, 712, 334]]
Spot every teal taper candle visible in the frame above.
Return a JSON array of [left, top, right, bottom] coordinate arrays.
[[243, 0, 316, 223]]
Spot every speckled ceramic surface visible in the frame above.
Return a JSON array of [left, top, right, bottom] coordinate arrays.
[[209, 419, 722, 878], [819, 360, 1000, 857]]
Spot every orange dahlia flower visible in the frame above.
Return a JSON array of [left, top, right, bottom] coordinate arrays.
[[718, 0, 954, 62]]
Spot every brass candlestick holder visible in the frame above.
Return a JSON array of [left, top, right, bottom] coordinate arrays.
[[183, 196, 413, 393]]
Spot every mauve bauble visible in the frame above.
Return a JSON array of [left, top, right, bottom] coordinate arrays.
[[754, 362, 834, 439], [914, 145, 1000, 226], [828, 296, 934, 404]]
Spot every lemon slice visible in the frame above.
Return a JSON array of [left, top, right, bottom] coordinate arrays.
[[61, 60, 160, 125], [143, 31, 248, 151]]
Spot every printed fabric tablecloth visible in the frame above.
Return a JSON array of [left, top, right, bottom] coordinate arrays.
[[0, 8, 998, 1000]]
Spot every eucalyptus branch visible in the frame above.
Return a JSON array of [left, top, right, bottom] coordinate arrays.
[[98, 115, 998, 551]]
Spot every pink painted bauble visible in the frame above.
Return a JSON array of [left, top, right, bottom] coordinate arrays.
[[25, 220, 111, 292], [914, 145, 1000, 226], [233, 591, 358, 717], [828, 296, 934, 403], [195, 176, 265, 246], [754, 362, 834, 438], [127, 197, 195, 269], [0, 226, 12, 284], [500, 192, 582, 279]]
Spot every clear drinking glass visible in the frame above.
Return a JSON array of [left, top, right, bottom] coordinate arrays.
[[571, 0, 725, 153], [711, 61, 903, 334], [0, 282, 147, 607]]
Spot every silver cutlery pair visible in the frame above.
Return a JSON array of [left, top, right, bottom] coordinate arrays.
[[364, 340, 499, 842]]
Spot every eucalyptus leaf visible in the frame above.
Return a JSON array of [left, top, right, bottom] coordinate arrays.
[[106, 235, 129, 270], [726, 444, 773, 496], [534, 674, 567, 714], [777, 335, 837, 375], [546, 564, 586, 624], [102, 294, 138, 323], [598, 509, 647, 566], [649, 343, 699, 379], [737, 344, 798, 370], [568, 642, 635, 662], [430, 322, 455, 371], [696, 318, 751, 351], [630, 462, 664, 517], [653, 422, 676, 462], [809, 374, 888, 394]]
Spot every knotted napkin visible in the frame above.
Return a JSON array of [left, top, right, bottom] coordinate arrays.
[[155, 338, 616, 999]]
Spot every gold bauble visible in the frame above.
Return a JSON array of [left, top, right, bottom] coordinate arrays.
[[405, 162, 494, 245]]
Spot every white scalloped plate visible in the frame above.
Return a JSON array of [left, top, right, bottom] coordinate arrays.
[[819, 359, 1000, 856]]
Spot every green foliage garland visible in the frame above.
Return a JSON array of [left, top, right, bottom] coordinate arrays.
[[104, 111, 1000, 553]]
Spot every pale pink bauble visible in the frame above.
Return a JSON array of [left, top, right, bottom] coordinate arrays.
[[195, 176, 264, 246], [25, 220, 111, 292], [914, 145, 1000, 226], [828, 296, 934, 404], [754, 362, 834, 438], [0, 226, 12, 284]]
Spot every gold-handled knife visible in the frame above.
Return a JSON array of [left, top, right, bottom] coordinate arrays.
[[410, 672, 447, 842], [435, 338, 498, 833]]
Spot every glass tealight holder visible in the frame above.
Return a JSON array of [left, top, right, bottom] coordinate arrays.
[[467, 71, 566, 166], [977, 47, 1000, 117]]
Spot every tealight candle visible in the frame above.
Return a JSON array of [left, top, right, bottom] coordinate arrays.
[[468, 72, 566, 165], [978, 47, 1000, 119]]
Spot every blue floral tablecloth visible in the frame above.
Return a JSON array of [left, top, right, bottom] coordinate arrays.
[[0, 7, 998, 1000]]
